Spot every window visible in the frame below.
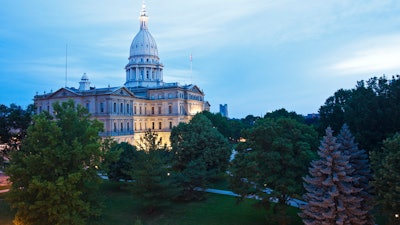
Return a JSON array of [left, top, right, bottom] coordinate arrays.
[[127, 104, 130, 113], [127, 122, 130, 131], [120, 103, 123, 114], [145, 107, 147, 115], [100, 103, 104, 113], [114, 123, 117, 132], [168, 105, 172, 114], [134, 122, 137, 131], [152, 122, 155, 130], [120, 123, 123, 132], [158, 107, 161, 114], [39, 106, 42, 113], [151, 107, 154, 115], [113, 103, 116, 113], [139, 106, 142, 115], [169, 121, 173, 129], [159, 122, 162, 130], [139, 123, 142, 130], [86, 103, 89, 110], [134, 106, 137, 114], [146, 70, 149, 79]]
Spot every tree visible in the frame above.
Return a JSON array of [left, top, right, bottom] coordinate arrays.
[[337, 124, 374, 224], [6, 100, 103, 225], [130, 129, 178, 213], [264, 108, 305, 123], [0, 104, 34, 168], [170, 114, 231, 200], [300, 127, 367, 225], [230, 117, 318, 225], [372, 133, 400, 224], [106, 142, 139, 181], [318, 75, 400, 153]]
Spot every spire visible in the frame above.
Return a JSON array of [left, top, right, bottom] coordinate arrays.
[[139, 1, 148, 30]]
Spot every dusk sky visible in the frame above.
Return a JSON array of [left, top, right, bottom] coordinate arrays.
[[1, 0, 400, 118]]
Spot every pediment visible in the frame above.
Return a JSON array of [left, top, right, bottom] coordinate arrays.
[[188, 85, 204, 95], [110, 87, 135, 97], [48, 88, 80, 98]]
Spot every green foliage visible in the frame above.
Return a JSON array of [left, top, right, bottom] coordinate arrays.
[[200, 111, 246, 142], [264, 108, 305, 123], [170, 114, 231, 201], [6, 100, 103, 225], [230, 117, 318, 224], [319, 75, 400, 152], [372, 133, 400, 224], [106, 142, 139, 181], [130, 130, 178, 213], [300, 127, 369, 224]]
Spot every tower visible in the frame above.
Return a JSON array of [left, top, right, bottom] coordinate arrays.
[[219, 104, 228, 118], [125, 2, 164, 88], [78, 73, 91, 91]]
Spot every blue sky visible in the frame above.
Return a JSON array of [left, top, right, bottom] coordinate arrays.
[[1, 0, 400, 118]]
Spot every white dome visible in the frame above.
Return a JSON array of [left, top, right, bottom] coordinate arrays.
[[129, 29, 158, 59]]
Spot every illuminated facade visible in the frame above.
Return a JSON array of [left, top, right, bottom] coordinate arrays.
[[34, 3, 210, 145]]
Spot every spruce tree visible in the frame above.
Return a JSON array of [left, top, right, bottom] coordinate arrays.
[[337, 124, 374, 224], [300, 127, 366, 225]]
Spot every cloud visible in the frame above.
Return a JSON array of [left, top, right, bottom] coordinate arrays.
[[329, 34, 400, 75]]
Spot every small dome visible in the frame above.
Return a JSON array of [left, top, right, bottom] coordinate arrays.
[[129, 29, 158, 59], [81, 73, 89, 80]]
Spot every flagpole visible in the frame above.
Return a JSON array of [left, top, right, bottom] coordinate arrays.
[[190, 53, 192, 84]]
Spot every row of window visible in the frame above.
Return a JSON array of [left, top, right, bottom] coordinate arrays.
[[134, 105, 173, 115], [113, 121, 173, 132]]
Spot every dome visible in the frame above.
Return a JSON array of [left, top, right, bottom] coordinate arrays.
[[129, 29, 159, 59]]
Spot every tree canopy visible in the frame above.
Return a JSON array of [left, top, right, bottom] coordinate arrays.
[[170, 114, 231, 200], [129, 129, 178, 213], [372, 133, 400, 224], [319, 75, 400, 152], [6, 100, 103, 225], [230, 117, 318, 224]]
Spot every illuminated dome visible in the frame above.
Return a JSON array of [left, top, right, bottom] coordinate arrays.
[[129, 3, 159, 60], [125, 2, 164, 88]]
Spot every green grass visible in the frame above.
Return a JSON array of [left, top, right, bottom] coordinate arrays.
[[96, 181, 302, 225], [0, 193, 14, 225], [0, 182, 390, 225]]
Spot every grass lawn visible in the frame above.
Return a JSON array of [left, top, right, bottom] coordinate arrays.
[[0, 193, 14, 225], [96, 181, 302, 225], [0, 182, 302, 225], [0, 181, 390, 225]]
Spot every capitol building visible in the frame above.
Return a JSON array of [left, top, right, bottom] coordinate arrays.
[[34, 3, 210, 145]]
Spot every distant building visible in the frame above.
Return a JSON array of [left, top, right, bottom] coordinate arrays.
[[34, 3, 210, 145], [219, 104, 228, 118]]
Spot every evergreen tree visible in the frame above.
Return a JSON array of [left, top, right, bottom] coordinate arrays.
[[170, 114, 231, 200], [6, 100, 103, 225], [130, 129, 178, 213], [300, 127, 366, 225], [337, 124, 374, 224], [372, 133, 400, 224]]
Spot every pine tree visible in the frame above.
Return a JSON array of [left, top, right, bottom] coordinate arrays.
[[130, 129, 178, 213], [300, 127, 366, 225], [337, 124, 374, 224]]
